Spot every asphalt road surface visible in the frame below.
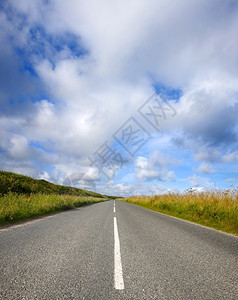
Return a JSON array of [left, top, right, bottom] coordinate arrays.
[[0, 200, 237, 299]]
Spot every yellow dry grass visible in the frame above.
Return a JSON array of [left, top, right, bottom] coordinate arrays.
[[122, 190, 238, 235]]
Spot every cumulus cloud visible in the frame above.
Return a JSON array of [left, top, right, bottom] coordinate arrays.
[[135, 151, 177, 182], [195, 163, 215, 174], [1, 0, 238, 195]]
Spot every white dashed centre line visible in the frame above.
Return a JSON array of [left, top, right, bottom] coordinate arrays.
[[114, 206, 116, 213], [114, 216, 124, 290]]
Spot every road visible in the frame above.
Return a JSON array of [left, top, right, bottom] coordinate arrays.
[[0, 200, 237, 299]]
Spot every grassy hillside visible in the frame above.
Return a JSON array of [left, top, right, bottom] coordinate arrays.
[[122, 191, 238, 235], [0, 170, 107, 198], [0, 171, 114, 226]]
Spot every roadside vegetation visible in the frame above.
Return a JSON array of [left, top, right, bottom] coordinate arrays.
[[0, 171, 112, 226], [0, 171, 105, 198], [0, 193, 105, 225], [122, 190, 238, 235]]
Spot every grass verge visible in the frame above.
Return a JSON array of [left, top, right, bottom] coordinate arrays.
[[121, 191, 238, 235], [0, 170, 108, 198], [0, 193, 107, 226]]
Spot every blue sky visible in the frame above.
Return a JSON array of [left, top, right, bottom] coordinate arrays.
[[0, 0, 238, 196]]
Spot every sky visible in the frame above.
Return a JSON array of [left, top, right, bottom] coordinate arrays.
[[0, 0, 238, 196]]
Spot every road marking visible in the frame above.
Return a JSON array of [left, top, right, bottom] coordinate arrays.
[[114, 206, 116, 213], [114, 217, 124, 290]]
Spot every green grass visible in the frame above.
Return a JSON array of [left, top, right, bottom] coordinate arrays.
[[0, 170, 114, 226], [0, 193, 106, 226], [121, 191, 238, 235], [0, 170, 110, 198]]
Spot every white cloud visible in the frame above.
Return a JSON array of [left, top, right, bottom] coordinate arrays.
[[94, 182, 169, 197], [165, 171, 176, 182], [8, 135, 30, 160], [32, 0, 238, 87], [186, 187, 204, 193], [135, 156, 148, 169], [39, 171, 50, 181], [1, 1, 238, 195], [222, 151, 238, 163], [187, 174, 201, 187], [196, 163, 215, 174], [135, 151, 177, 182]]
